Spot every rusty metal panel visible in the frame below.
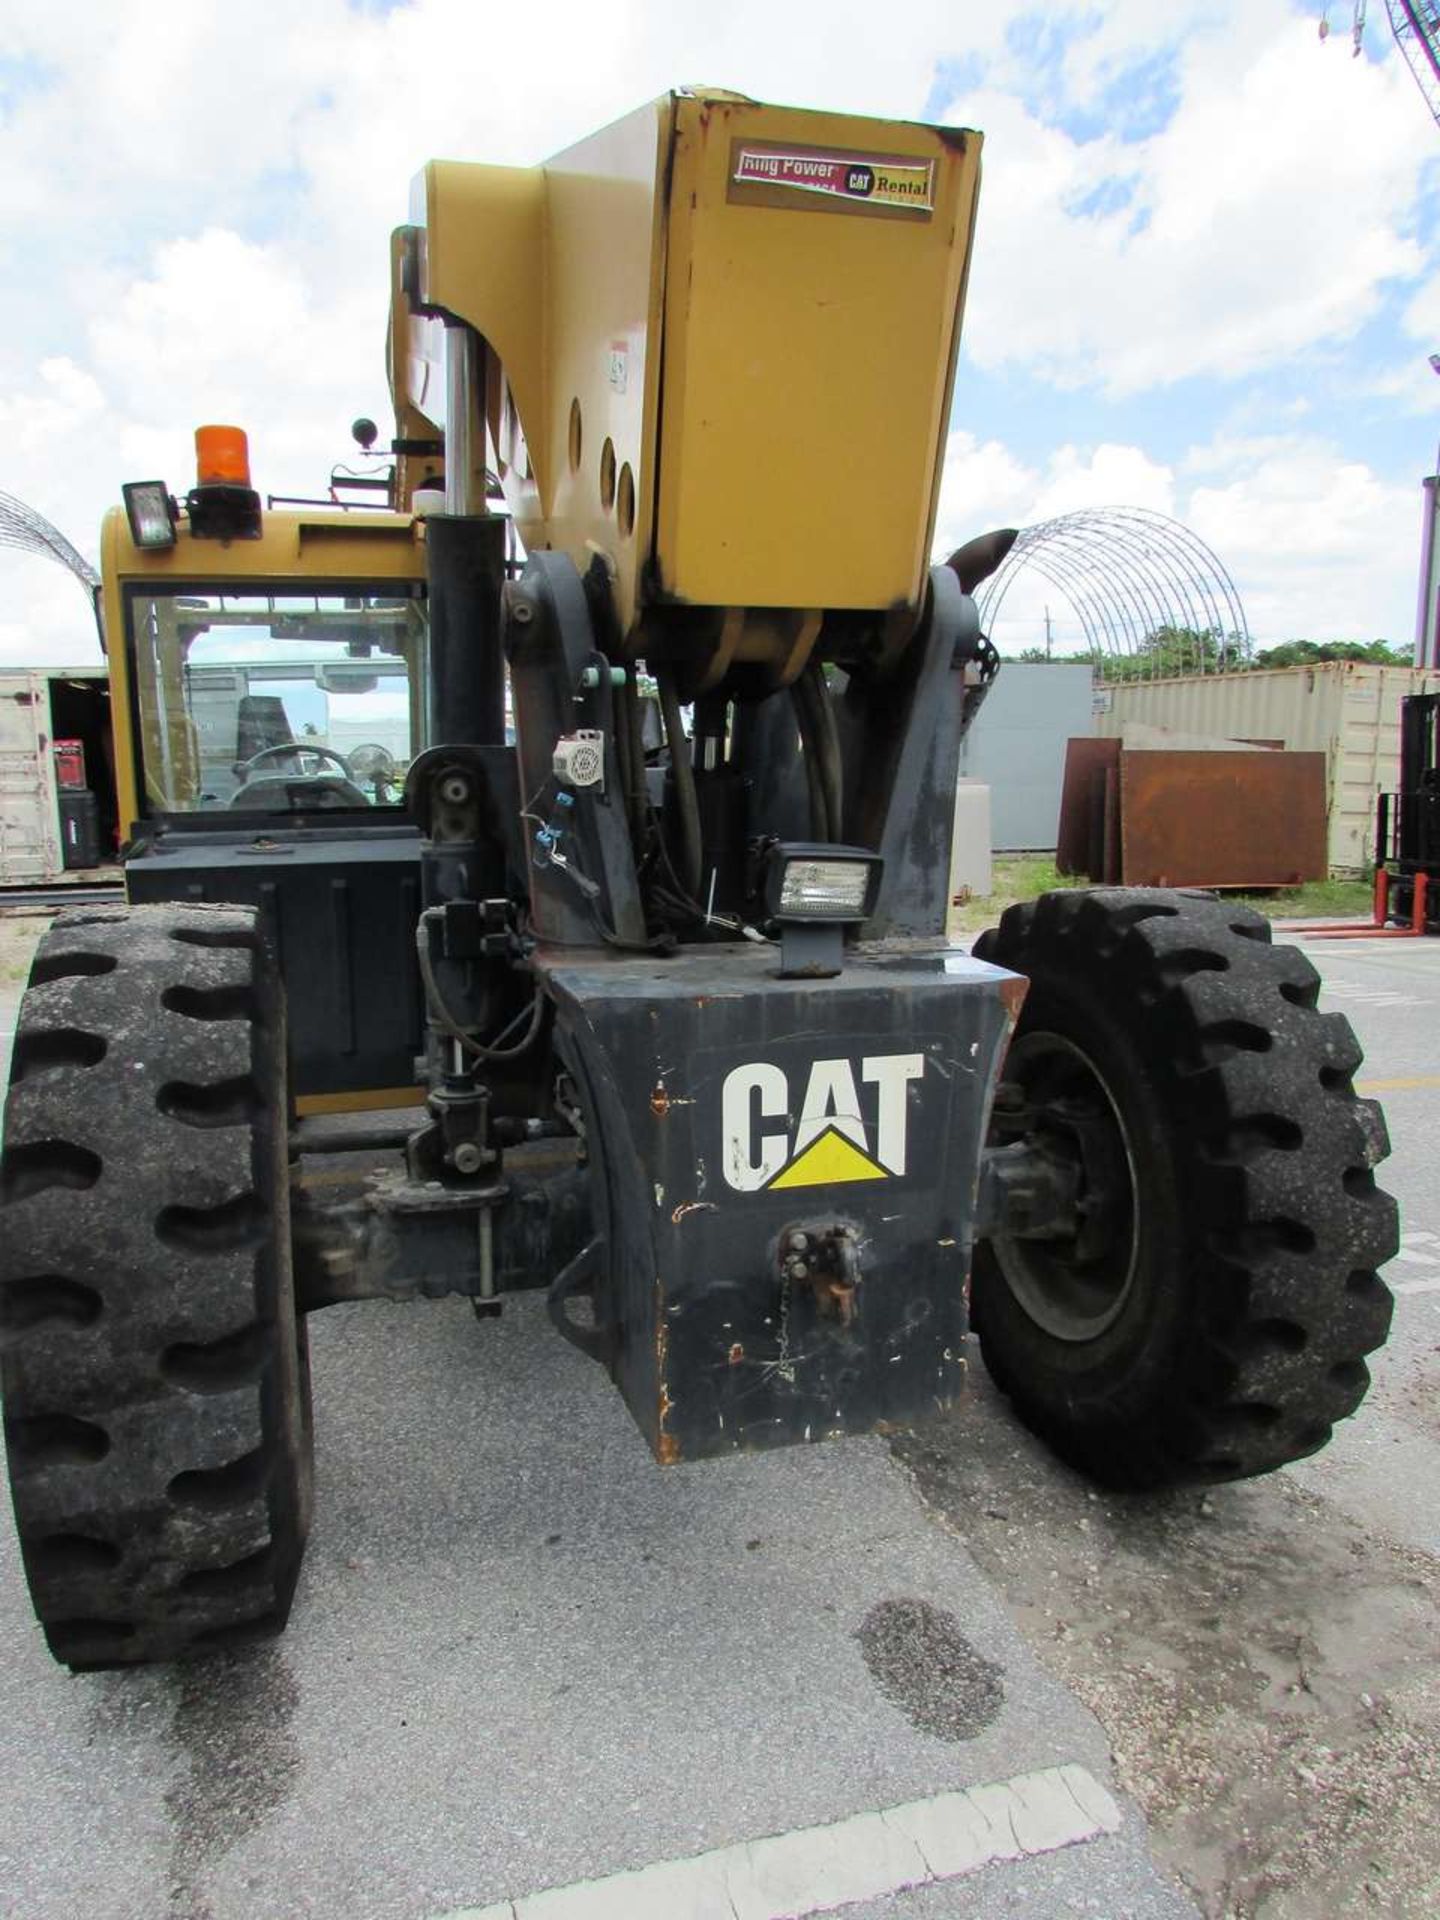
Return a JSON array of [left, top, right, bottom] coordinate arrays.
[[1101, 766, 1121, 883], [1098, 663, 1440, 872], [1118, 750, 1327, 888], [1055, 737, 1119, 876]]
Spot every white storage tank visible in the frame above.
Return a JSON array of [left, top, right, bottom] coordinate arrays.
[[1095, 662, 1440, 873]]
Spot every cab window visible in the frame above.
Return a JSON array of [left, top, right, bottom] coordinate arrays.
[[128, 586, 427, 813]]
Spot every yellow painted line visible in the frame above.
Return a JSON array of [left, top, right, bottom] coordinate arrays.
[[1356, 1075, 1440, 1093]]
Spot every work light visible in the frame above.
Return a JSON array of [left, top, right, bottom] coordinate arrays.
[[763, 843, 883, 978], [122, 482, 177, 550], [765, 844, 883, 925]]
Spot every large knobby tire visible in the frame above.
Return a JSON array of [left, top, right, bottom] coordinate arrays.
[[0, 903, 312, 1668], [972, 888, 1396, 1488]]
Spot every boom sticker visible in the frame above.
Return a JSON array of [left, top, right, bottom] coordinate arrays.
[[721, 1053, 925, 1192], [732, 147, 935, 214]]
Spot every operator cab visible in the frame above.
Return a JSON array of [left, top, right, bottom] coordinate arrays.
[[105, 428, 439, 1107], [127, 583, 426, 817]]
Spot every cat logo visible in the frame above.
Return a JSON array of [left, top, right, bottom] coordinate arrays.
[[720, 1053, 924, 1193]]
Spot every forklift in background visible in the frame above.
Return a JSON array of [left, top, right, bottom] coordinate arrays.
[[1375, 691, 1440, 931], [0, 90, 1397, 1670]]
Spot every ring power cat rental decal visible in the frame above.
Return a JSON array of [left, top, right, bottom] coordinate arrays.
[[729, 145, 936, 215], [721, 1053, 925, 1192]]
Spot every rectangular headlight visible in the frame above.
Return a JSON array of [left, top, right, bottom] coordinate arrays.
[[779, 859, 872, 916], [766, 844, 882, 923], [122, 481, 176, 550]]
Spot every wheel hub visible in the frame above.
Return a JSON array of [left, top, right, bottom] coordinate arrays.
[[987, 1030, 1139, 1344]]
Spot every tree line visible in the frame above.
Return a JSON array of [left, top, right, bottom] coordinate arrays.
[[1005, 625, 1413, 679]]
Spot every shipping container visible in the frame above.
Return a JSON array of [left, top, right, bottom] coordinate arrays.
[[0, 667, 119, 887], [960, 662, 1094, 849], [1095, 663, 1440, 873]]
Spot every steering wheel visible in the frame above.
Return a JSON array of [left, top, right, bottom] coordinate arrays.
[[238, 742, 356, 781], [229, 741, 371, 810]]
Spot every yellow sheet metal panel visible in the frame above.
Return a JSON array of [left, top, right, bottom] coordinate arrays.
[[533, 99, 671, 625], [413, 159, 547, 499], [104, 508, 425, 588], [655, 94, 980, 612], [408, 101, 670, 630], [406, 92, 980, 632], [100, 512, 142, 830]]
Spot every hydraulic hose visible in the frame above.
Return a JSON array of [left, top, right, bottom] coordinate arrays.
[[415, 907, 546, 1061], [792, 664, 843, 842], [657, 667, 703, 898]]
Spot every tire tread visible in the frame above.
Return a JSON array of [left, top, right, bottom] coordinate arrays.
[[973, 887, 1396, 1487], [0, 903, 311, 1667]]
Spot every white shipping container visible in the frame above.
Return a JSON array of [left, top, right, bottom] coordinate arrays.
[[1096, 663, 1440, 873], [0, 667, 115, 886]]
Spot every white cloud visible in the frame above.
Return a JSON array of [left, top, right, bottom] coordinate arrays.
[[932, 431, 1039, 549], [0, 1, 1435, 674], [936, 433, 1175, 551], [935, 426, 1419, 651], [0, 556, 101, 670], [948, 22, 1433, 395], [1187, 435, 1422, 642], [1031, 443, 1175, 519], [0, 357, 105, 459]]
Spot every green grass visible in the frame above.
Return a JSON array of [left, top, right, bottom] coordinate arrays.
[[1232, 874, 1373, 919], [950, 855, 1374, 935]]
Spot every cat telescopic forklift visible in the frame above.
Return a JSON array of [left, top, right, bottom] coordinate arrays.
[[0, 91, 1396, 1669]]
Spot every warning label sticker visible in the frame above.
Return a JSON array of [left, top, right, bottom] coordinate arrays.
[[732, 147, 935, 214]]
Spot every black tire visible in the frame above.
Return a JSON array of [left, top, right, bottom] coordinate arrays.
[[971, 888, 1396, 1488], [0, 903, 312, 1668]]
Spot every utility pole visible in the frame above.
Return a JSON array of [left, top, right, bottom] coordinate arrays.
[[1417, 354, 1440, 668], [1044, 605, 1053, 660]]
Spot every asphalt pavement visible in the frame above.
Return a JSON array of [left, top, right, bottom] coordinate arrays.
[[1280, 925, 1440, 1561], [1, 915, 1437, 1919]]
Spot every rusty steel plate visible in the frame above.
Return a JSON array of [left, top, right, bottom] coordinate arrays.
[[1056, 737, 1121, 877], [1118, 750, 1328, 889]]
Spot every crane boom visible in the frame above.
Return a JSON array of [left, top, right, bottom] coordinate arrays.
[[1387, 0, 1440, 125]]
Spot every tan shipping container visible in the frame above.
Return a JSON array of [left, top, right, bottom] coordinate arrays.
[[1094, 663, 1440, 873]]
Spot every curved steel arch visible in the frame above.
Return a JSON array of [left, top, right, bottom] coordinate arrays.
[[0, 491, 100, 601], [975, 507, 1250, 675]]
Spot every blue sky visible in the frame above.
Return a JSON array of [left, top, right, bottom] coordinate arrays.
[[1, 0, 1437, 665]]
